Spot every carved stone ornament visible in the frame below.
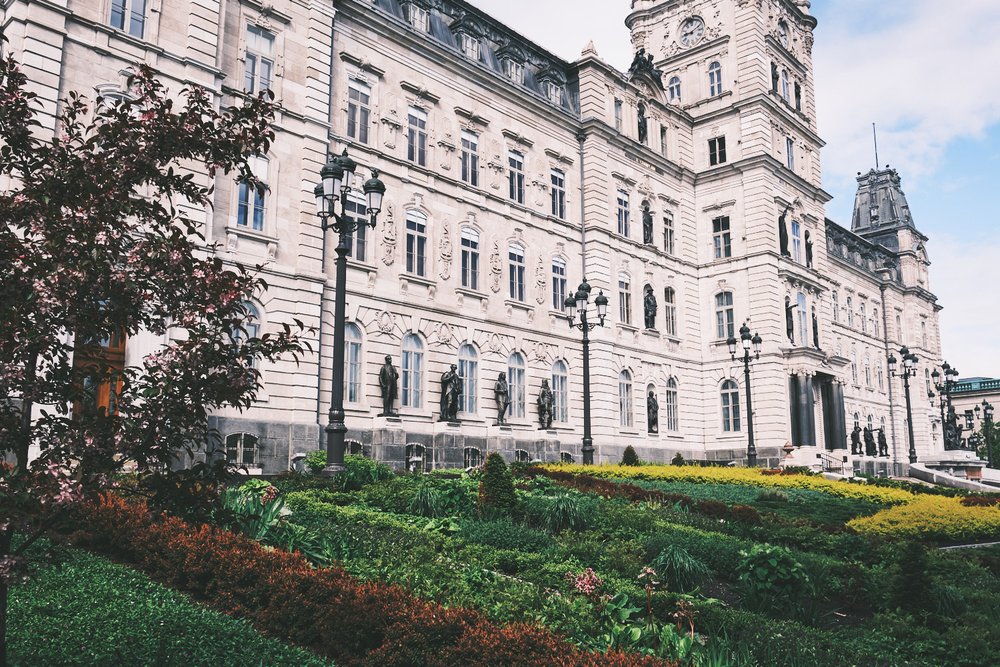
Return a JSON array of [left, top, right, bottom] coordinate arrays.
[[534, 256, 546, 305], [381, 203, 396, 266], [377, 310, 395, 335], [489, 240, 502, 293], [439, 223, 452, 280]]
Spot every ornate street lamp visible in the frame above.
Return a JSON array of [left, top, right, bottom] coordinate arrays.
[[889, 346, 919, 464], [313, 150, 386, 475], [728, 322, 762, 467], [563, 278, 608, 465], [978, 401, 995, 468], [931, 363, 962, 450]]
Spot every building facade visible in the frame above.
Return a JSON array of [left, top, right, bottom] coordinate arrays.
[[3, 0, 948, 475]]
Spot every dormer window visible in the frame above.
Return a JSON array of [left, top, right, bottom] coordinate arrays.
[[403, 3, 429, 32], [543, 80, 562, 105], [503, 59, 524, 84], [460, 33, 480, 61]]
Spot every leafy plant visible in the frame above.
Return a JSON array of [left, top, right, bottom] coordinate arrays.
[[478, 453, 517, 518], [736, 544, 811, 612], [621, 446, 641, 466], [408, 482, 444, 518], [649, 544, 709, 593], [304, 450, 327, 474], [527, 493, 592, 533], [337, 454, 394, 491]]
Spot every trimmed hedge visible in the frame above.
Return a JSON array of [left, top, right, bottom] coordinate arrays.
[[69, 494, 673, 667]]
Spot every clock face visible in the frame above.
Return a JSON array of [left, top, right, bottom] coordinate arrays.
[[778, 21, 789, 47], [679, 17, 706, 47]]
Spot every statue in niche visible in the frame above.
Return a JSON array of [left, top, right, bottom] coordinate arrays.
[[864, 426, 877, 456], [637, 103, 648, 144], [642, 204, 654, 245], [805, 230, 814, 268], [778, 204, 791, 257], [643, 285, 657, 329], [439, 364, 462, 422], [878, 427, 889, 457], [812, 309, 820, 349], [647, 390, 659, 434], [850, 425, 862, 455], [771, 62, 779, 92], [537, 378, 555, 430], [784, 297, 795, 343], [494, 372, 510, 425], [378, 355, 399, 417]]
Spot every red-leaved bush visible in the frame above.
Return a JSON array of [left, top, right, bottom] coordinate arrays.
[[70, 494, 674, 667], [960, 495, 1000, 507]]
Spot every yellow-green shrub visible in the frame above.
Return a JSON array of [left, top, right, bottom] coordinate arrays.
[[846, 495, 1000, 542]]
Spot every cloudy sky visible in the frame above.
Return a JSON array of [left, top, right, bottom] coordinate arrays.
[[470, 0, 1000, 378]]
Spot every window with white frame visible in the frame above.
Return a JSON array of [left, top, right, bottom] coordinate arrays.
[[851, 351, 858, 384], [460, 227, 479, 290], [508, 243, 525, 301], [847, 296, 854, 327], [401, 333, 424, 408], [667, 76, 681, 103], [347, 79, 371, 144], [617, 190, 630, 237], [551, 256, 567, 311], [786, 136, 795, 171], [460, 130, 479, 186], [343, 192, 368, 261], [244, 25, 275, 94], [552, 360, 568, 423], [619, 370, 634, 428], [664, 287, 678, 337], [865, 357, 872, 387], [226, 433, 259, 467], [613, 98, 623, 131], [721, 380, 740, 432], [236, 155, 268, 232], [404, 3, 429, 32], [543, 81, 562, 105], [508, 352, 526, 419], [715, 291, 734, 339], [618, 273, 632, 325], [230, 302, 261, 371], [709, 136, 727, 165], [873, 308, 880, 337], [791, 220, 802, 263], [781, 69, 790, 102], [463, 447, 482, 468], [660, 124, 668, 156], [712, 215, 731, 259], [405, 210, 428, 277], [860, 302, 867, 333], [110, 0, 147, 38], [508, 150, 525, 204], [878, 363, 884, 390], [797, 292, 808, 346], [665, 378, 679, 431], [708, 61, 723, 96], [344, 323, 363, 404], [407, 107, 428, 166], [663, 213, 675, 255], [514, 449, 531, 463], [458, 343, 478, 414], [832, 292, 839, 322], [550, 169, 566, 219], [460, 33, 480, 61], [921, 320, 928, 347], [504, 59, 523, 84]]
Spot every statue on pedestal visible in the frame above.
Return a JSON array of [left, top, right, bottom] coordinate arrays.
[[785, 297, 796, 343], [378, 355, 399, 416], [864, 426, 877, 457], [850, 425, 862, 455], [439, 364, 462, 422], [642, 204, 654, 245], [637, 103, 648, 144], [643, 285, 657, 329], [647, 390, 659, 434], [805, 230, 814, 268], [537, 379, 555, 429], [778, 205, 791, 257], [878, 427, 889, 457], [494, 372, 510, 425]]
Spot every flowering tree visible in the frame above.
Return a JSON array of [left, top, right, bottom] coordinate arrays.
[[0, 36, 304, 663]]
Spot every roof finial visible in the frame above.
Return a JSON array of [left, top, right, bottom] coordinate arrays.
[[872, 122, 879, 171]]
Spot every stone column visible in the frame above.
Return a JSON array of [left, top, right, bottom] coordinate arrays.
[[802, 374, 817, 447], [788, 374, 802, 445], [832, 381, 847, 449]]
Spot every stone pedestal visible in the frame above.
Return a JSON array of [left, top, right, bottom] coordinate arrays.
[[486, 424, 515, 460], [371, 416, 406, 471], [535, 429, 563, 462], [432, 420, 465, 469]]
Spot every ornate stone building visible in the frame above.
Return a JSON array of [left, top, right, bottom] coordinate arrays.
[[3, 0, 946, 475]]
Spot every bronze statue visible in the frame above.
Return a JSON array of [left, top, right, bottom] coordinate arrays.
[[805, 230, 813, 268], [778, 205, 791, 257], [850, 425, 862, 455], [785, 297, 795, 343], [877, 427, 889, 457], [642, 204, 654, 245], [812, 309, 820, 349], [643, 285, 657, 329], [494, 372, 510, 425], [864, 426, 877, 457], [637, 103, 648, 144], [647, 390, 659, 433], [378, 355, 399, 416], [537, 378, 555, 429], [439, 364, 461, 422]]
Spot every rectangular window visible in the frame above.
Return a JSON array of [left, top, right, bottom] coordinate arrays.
[[407, 107, 428, 166], [715, 292, 735, 339], [245, 25, 275, 94], [791, 220, 802, 263], [460, 33, 480, 60], [504, 59, 523, 84], [550, 169, 566, 219], [614, 99, 623, 131], [832, 292, 839, 322], [552, 259, 567, 311], [343, 195, 368, 262], [663, 214, 675, 255], [617, 190, 630, 237], [347, 80, 371, 144], [345, 336, 362, 403], [664, 288, 678, 337], [660, 125, 668, 157], [406, 212, 427, 277], [619, 277, 632, 325], [508, 150, 525, 204], [794, 82, 802, 112], [404, 3, 429, 32], [508, 245, 525, 302], [460, 228, 479, 290], [544, 81, 562, 105], [460, 130, 479, 186], [786, 136, 795, 170], [110, 0, 146, 38], [236, 156, 268, 231], [712, 215, 731, 259], [709, 136, 727, 166]]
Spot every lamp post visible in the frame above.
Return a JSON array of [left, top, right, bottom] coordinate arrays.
[[563, 278, 608, 465], [728, 322, 762, 467], [977, 401, 994, 468], [931, 363, 961, 449], [888, 346, 919, 464], [313, 150, 386, 475]]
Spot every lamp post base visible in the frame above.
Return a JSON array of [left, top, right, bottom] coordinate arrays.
[[320, 463, 346, 477]]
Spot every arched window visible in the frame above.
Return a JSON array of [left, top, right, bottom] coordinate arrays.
[[665, 377, 679, 432], [514, 449, 531, 463], [347, 440, 364, 456], [552, 360, 569, 423], [460, 227, 480, 290], [708, 61, 723, 96], [226, 433, 259, 467], [721, 380, 740, 432], [552, 256, 567, 311], [560, 451, 575, 463], [405, 210, 428, 276], [847, 296, 854, 327], [405, 443, 425, 473], [851, 352, 858, 384], [508, 352, 526, 419], [231, 301, 261, 369], [864, 357, 872, 387], [667, 76, 681, 103], [780, 69, 789, 102], [619, 370, 634, 428], [401, 333, 424, 408], [867, 414, 874, 432], [715, 292, 735, 340], [508, 243, 526, 301], [796, 292, 808, 346], [664, 287, 678, 337], [237, 155, 268, 232], [458, 343, 478, 414], [853, 412, 860, 430], [344, 322, 363, 404], [873, 308, 880, 337], [924, 368, 931, 394], [463, 447, 483, 468], [878, 363, 884, 391], [618, 272, 632, 324]]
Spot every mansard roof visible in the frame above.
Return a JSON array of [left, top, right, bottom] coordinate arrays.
[[825, 218, 902, 285], [851, 166, 918, 236]]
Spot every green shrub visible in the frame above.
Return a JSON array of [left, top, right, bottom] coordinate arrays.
[[736, 544, 811, 612], [338, 454, 394, 490], [524, 493, 593, 533], [757, 488, 790, 503], [458, 518, 554, 552], [671, 452, 685, 466], [304, 449, 327, 474], [408, 482, 445, 517], [885, 540, 934, 614], [621, 445, 641, 466], [650, 544, 709, 593], [478, 452, 517, 518]]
